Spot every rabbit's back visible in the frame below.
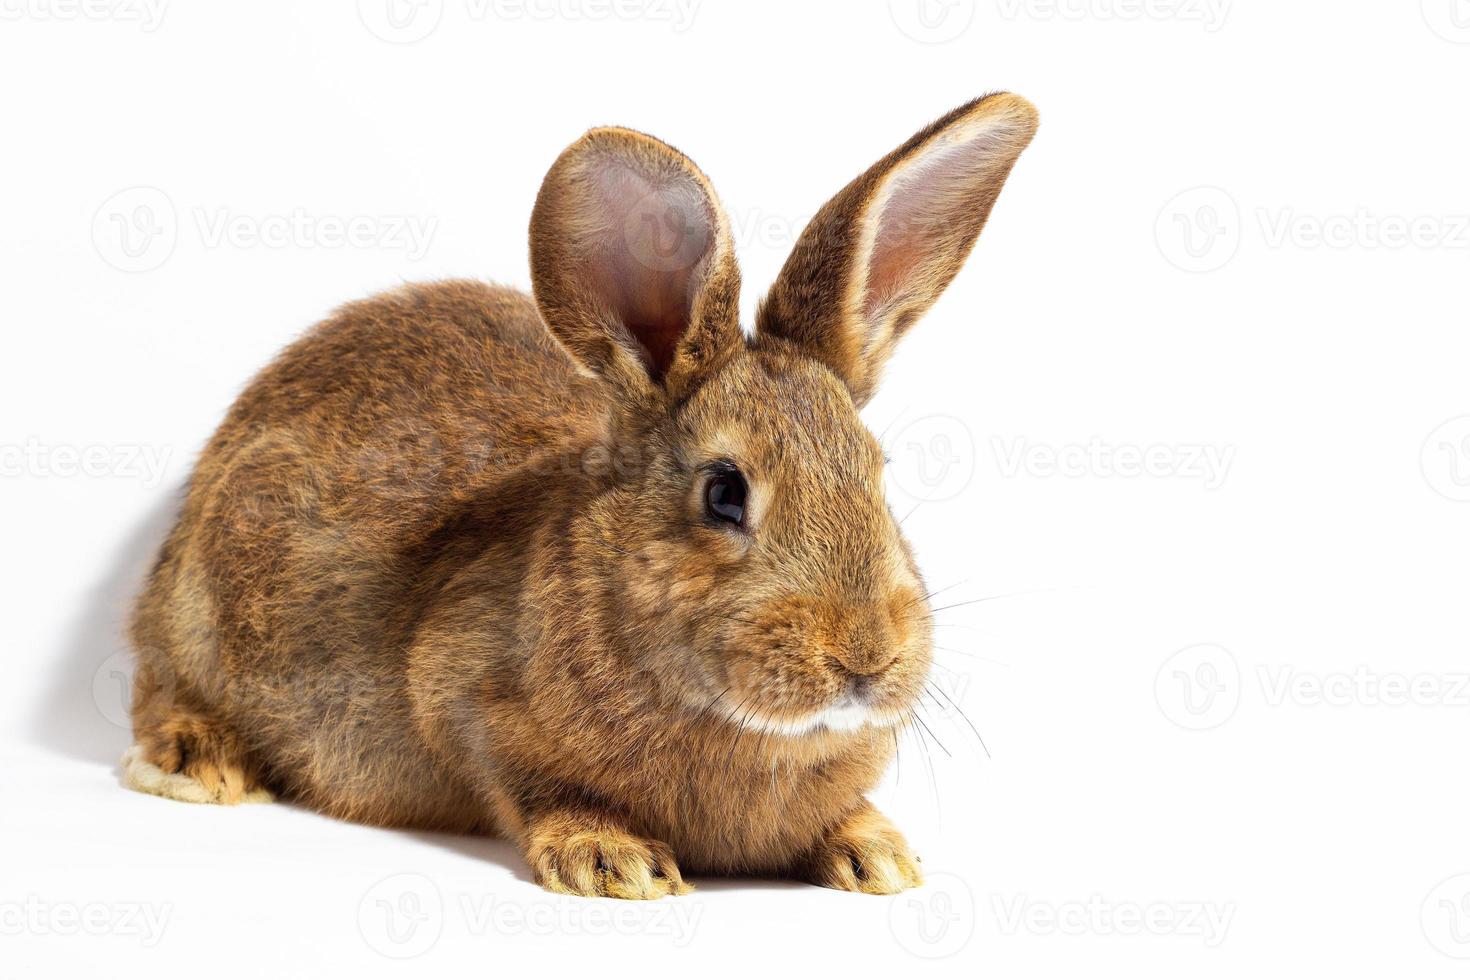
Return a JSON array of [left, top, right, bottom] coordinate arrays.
[[130, 280, 606, 825]]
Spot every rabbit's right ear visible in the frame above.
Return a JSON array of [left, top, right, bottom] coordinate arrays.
[[530, 127, 742, 409], [756, 94, 1038, 407]]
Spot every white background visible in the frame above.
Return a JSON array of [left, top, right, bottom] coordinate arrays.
[[4, 1, 1469, 976]]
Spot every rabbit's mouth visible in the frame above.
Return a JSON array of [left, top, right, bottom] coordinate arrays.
[[735, 691, 907, 738]]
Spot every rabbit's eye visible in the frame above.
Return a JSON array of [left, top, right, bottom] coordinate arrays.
[[704, 466, 747, 526]]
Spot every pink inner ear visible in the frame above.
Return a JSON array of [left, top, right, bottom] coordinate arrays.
[[863, 127, 1009, 324], [584, 160, 714, 378]]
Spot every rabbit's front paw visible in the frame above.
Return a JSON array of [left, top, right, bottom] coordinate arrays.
[[806, 805, 923, 895], [526, 816, 690, 900]]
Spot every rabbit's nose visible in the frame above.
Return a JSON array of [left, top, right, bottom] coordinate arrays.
[[828, 638, 899, 680], [826, 602, 904, 677]]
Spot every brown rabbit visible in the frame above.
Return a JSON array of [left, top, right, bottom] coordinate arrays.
[[124, 93, 1038, 898]]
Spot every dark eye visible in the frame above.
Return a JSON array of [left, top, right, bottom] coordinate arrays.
[[704, 466, 747, 526]]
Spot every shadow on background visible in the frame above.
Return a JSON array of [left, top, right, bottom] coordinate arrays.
[[30, 485, 184, 765]]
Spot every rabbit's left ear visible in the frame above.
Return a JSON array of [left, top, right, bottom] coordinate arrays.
[[530, 126, 742, 408], [756, 93, 1038, 406]]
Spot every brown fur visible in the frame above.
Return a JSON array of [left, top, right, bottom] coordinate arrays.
[[127, 94, 1038, 898]]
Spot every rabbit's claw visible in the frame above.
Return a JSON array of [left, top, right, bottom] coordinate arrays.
[[123, 711, 271, 805], [807, 806, 923, 895], [527, 818, 690, 900]]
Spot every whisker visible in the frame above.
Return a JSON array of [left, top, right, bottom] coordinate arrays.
[[891, 724, 901, 785], [692, 685, 732, 724], [875, 409, 909, 446], [726, 697, 761, 769], [901, 579, 969, 612], [933, 645, 1011, 668], [911, 706, 952, 758], [928, 680, 991, 760], [908, 709, 942, 829]]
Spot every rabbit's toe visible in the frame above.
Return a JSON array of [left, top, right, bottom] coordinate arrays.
[[807, 808, 923, 895], [528, 824, 689, 900], [123, 712, 271, 805]]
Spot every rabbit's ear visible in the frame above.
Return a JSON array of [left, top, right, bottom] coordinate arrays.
[[757, 94, 1038, 406], [530, 127, 742, 405]]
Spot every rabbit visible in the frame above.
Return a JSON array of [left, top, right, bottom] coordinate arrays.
[[123, 92, 1038, 899]]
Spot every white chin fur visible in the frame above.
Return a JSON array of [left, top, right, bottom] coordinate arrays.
[[743, 699, 898, 737]]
